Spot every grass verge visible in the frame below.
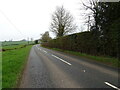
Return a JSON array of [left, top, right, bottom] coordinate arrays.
[[2, 45, 32, 88], [43, 46, 120, 68], [0, 42, 2, 89], [0, 52, 2, 89]]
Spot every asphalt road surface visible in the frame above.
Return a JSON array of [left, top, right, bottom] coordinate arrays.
[[20, 44, 120, 89]]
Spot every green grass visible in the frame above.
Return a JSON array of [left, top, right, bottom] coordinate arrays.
[[2, 41, 26, 46], [2, 41, 34, 50], [2, 44, 25, 50], [0, 52, 2, 89], [0, 42, 2, 89], [2, 45, 32, 88], [44, 47, 120, 68]]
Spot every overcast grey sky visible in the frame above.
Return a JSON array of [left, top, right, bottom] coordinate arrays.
[[0, 0, 88, 41]]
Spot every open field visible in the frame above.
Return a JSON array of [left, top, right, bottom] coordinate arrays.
[[2, 45, 32, 88], [2, 44, 26, 50], [1, 41, 34, 51], [2, 41, 34, 46]]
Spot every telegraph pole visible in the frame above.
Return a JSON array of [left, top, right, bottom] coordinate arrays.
[[27, 37, 29, 45], [88, 16, 90, 31]]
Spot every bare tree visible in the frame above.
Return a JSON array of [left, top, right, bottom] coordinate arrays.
[[80, 26, 85, 32], [50, 6, 76, 37], [80, 0, 99, 31]]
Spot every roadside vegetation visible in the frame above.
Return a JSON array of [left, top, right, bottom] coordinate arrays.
[[2, 42, 32, 88], [42, 46, 119, 68], [0, 42, 2, 89], [41, 2, 120, 68], [0, 52, 2, 89]]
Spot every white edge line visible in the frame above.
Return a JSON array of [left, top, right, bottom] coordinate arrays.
[[52, 54, 71, 66], [104, 82, 120, 90]]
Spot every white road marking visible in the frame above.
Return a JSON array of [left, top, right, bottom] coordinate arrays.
[[104, 82, 120, 90], [43, 50, 47, 53], [36, 45, 39, 49], [83, 70, 86, 72], [51, 54, 72, 66]]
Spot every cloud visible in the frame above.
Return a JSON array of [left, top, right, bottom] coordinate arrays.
[[0, 0, 86, 41]]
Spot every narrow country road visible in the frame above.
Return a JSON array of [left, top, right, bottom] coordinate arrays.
[[19, 44, 119, 89]]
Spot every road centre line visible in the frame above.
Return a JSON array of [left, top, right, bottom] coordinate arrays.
[[43, 50, 47, 53], [104, 82, 120, 90], [36, 45, 38, 49], [51, 54, 72, 66]]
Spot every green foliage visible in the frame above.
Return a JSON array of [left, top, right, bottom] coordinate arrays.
[[42, 30, 118, 58], [34, 40, 39, 44], [108, 18, 120, 59], [42, 2, 119, 67], [40, 31, 51, 43], [2, 45, 32, 88], [95, 2, 120, 57]]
